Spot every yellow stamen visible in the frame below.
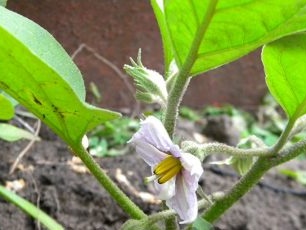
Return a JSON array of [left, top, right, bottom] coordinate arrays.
[[153, 155, 182, 184], [154, 155, 181, 175], [158, 164, 182, 184]]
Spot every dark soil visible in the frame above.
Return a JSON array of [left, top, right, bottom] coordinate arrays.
[[1, 124, 306, 230]]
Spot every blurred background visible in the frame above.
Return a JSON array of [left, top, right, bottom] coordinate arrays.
[[7, 0, 267, 114]]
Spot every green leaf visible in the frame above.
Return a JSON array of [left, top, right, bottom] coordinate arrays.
[[0, 0, 7, 7], [0, 185, 64, 230], [262, 34, 306, 120], [151, 0, 174, 76], [152, 0, 306, 76], [0, 94, 14, 120], [192, 217, 214, 230], [0, 7, 120, 146], [0, 123, 40, 142], [1, 90, 19, 107]]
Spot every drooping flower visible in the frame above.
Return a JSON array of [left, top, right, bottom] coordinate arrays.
[[128, 116, 203, 224]]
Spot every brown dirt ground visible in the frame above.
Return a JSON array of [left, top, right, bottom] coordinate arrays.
[[0, 125, 306, 230]]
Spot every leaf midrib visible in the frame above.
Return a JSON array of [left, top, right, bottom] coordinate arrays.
[[196, 3, 306, 60]]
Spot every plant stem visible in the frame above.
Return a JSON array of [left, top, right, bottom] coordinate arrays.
[[72, 144, 146, 220], [203, 138, 306, 223], [165, 216, 178, 230], [163, 0, 219, 136], [272, 118, 296, 153], [182, 141, 273, 161], [271, 139, 306, 166], [203, 156, 270, 222], [202, 143, 272, 157], [162, 200, 178, 230], [163, 74, 189, 136], [161, 1, 218, 228]]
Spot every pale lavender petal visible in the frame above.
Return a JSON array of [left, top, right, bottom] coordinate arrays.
[[154, 177, 176, 200], [180, 152, 203, 178], [132, 116, 182, 156], [180, 170, 200, 192], [166, 173, 198, 224], [169, 144, 181, 158], [131, 139, 168, 166]]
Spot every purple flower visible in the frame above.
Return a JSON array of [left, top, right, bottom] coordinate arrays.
[[129, 116, 203, 224]]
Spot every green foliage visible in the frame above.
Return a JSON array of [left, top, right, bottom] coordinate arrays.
[[0, 94, 14, 120], [0, 123, 40, 142], [89, 117, 139, 157], [203, 105, 249, 118], [263, 34, 306, 121], [0, 7, 120, 146], [0, 90, 39, 142], [181, 102, 306, 147], [246, 125, 278, 146], [0, 185, 64, 230], [89, 82, 102, 103], [192, 217, 214, 230], [280, 169, 306, 186], [180, 106, 201, 121], [0, 0, 7, 7], [152, 0, 306, 76]]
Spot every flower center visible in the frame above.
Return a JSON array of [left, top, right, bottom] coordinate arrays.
[[153, 155, 182, 184]]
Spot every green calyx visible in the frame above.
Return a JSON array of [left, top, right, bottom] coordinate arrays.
[[124, 49, 168, 107]]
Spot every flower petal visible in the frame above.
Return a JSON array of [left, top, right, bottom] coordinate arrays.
[[180, 152, 203, 178], [130, 116, 181, 157], [166, 173, 198, 224], [154, 177, 176, 200], [131, 139, 168, 166]]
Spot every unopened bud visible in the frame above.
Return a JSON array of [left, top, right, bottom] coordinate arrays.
[[124, 49, 168, 107]]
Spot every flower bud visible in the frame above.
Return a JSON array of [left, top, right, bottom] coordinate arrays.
[[124, 50, 168, 107]]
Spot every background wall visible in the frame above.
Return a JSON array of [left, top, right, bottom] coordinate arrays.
[[7, 0, 268, 113]]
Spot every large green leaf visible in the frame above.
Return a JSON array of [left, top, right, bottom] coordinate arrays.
[[262, 34, 306, 120], [152, 0, 306, 76], [0, 7, 120, 146]]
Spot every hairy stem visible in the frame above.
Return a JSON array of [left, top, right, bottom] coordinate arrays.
[[203, 156, 270, 222], [162, 201, 178, 230], [203, 135, 306, 223], [272, 118, 296, 153], [160, 1, 218, 228], [72, 144, 146, 220], [163, 0, 219, 136], [182, 141, 273, 161], [272, 139, 306, 166]]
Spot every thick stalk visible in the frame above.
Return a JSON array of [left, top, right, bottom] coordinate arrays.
[[72, 144, 146, 220], [163, 0, 219, 136], [163, 76, 189, 136], [162, 1, 218, 228]]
